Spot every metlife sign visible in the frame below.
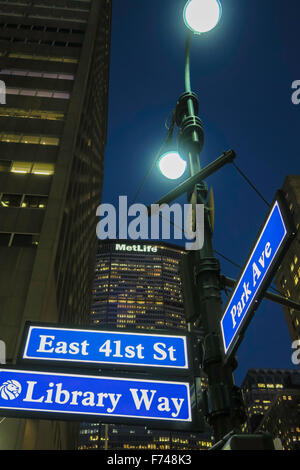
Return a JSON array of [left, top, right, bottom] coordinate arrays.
[[221, 192, 295, 360], [0, 368, 192, 429], [20, 324, 189, 373]]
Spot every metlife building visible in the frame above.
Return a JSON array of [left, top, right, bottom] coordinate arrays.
[[90, 240, 187, 331]]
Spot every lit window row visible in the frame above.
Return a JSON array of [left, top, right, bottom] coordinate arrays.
[[0, 133, 59, 145], [0, 68, 74, 80], [0, 23, 85, 34], [0, 160, 55, 175], [0, 232, 39, 247], [8, 52, 78, 63], [0, 193, 47, 209], [257, 383, 283, 389], [0, 36, 82, 48], [0, 107, 64, 121], [6, 87, 70, 99]]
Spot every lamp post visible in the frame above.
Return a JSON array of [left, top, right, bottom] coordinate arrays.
[[158, 0, 245, 442]]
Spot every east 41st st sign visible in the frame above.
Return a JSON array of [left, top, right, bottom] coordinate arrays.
[[20, 324, 189, 373]]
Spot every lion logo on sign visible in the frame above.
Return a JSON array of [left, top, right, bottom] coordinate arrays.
[[0, 380, 22, 400]]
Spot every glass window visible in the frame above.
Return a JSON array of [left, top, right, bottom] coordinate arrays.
[[22, 195, 47, 209], [0, 233, 11, 246], [21, 135, 40, 144], [0, 194, 22, 208], [0, 160, 11, 172], [11, 161, 32, 173], [40, 137, 59, 146], [31, 163, 54, 175], [291, 263, 295, 272], [11, 234, 35, 247], [36, 90, 53, 98], [1, 133, 21, 143]]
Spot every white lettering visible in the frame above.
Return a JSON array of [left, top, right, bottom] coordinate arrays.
[[157, 396, 170, 412], [55, 383, 70, 404], [252, 262, 261, 287], [153, 343, 167, 361], [37, 335, 55, 353], [107, 393, 122, 413], [265, 241, 271, 258], [230, 305, 237, 328], [23, 381, 44, 403], [171, 397, 184, 417], [130, 388, 156, 411]]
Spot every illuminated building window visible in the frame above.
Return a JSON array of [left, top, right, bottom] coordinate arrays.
[[6, 88, 70, 99], [10, 161, 32, 173], [11, 234, 39, 247], [291, 263, 295, 272], [0, 133, 59, 146], [10, 161, 55, 175], [0, 194, 22, 208], [8, 53, 78, 63], [0, 69, 74, 80], [0, 107, 65, 121], [21, 195, 47, 209], [32, 163, 55, 175]]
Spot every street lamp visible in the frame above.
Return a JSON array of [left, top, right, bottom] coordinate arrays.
[[183, 0, 222, 34], [158, 151, 187, 180], [156, 0, 245, 441]]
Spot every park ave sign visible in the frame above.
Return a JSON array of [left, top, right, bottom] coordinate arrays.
[[220, 193, 295, 360]]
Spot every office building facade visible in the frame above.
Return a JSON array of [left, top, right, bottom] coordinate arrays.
[[258, 388, 300, 450], [241, 368, 300, 437], [275, 176, 300, 350], [0, 0, 111, 449]]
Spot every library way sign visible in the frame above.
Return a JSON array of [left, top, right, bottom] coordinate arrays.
[[0, 324, 203, 431], [0, 369, 190, 423], [221, 191, 295, 361]]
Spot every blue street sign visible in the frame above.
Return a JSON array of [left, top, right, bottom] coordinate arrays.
[[0, 368, 192, 426], [220, 194, 295, 360], [21, 325, 189, 371]]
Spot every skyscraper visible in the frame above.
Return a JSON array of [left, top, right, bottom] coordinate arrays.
[[90, 240, 187, 331], [274, 176, 300, 351], [0, 0, 111, 449], [241, 368, 300, 434], [258, 388, 300, 450]]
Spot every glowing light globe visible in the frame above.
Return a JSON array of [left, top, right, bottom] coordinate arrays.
[[183, 0, 222, 34], [158, 151, 187, 180]]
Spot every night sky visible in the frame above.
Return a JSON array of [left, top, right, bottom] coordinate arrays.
[[101, 0, 300, 385]]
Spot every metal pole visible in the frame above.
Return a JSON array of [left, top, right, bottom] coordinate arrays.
[[178, 32, 245, 441]]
